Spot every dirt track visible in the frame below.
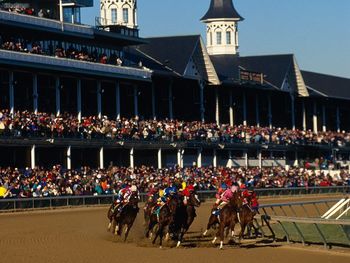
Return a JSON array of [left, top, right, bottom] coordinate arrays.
[[1, 196, 349, 263]]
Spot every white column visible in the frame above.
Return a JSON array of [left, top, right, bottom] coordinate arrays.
[[313, 101, 318, 133], [255, 94, 260, 127], [133, 85, 138, 118], [215, 88, 220, 125], [67, 146, 71, 170], [177, 149, 183, 168], [199, 81, 205, 122], [77, 79, 82, 122], [258, 150, 262, 169], [97, 81, 102, 119], [322, 104, 326, 132], [244, 150, 248, 168], [168, 82, 173, 120], [294, 151, 299, 167], [130, 148, 134, 168], [302, 101, 307, 131], [30, 145, 36, 169], [151, 83, 156, 120], [336, 106, 340, 133], [55, 77, 60, 116], [227, 151, 233, 168], [9, 71, 14, 115], [157, 148, 162, 169], [291, 95, 295, 130], [229, 89, 234, 126], [268, 94, 272, 128], [99, 147, 104, 169], [115, 81, 121, 120], [213, 149, 217, 168], [197, 148, 202, 168], [243, 92, 247, 126], [33, 74, 38, 114]]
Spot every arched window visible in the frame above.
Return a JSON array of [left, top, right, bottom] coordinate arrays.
[[123, 7, 129, 23], [226, 31, 232, 45], [216, 31, 222, 45], [111, 8, 117, 24]]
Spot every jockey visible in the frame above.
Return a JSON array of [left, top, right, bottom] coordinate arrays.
[[147, 183, 159, 203], [164, 180, 178, 198], [212, 184, 233, 216], [182, 179, 195, 205], [241, 186, 259, 212], [114, 185, 132, 215]]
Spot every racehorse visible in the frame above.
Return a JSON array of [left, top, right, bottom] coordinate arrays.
[[172, 191, 201, 247], [111, 192, 139, 241], [143, 195, 157, 225], [210, 191, 242, 249], [145, 194, 178, 248]]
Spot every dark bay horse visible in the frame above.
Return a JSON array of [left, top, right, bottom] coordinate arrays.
[[173, 191, 201, 247], [210, 192, 242, 249], [111, 192, 139, 241], [145, 194, 178, 248]]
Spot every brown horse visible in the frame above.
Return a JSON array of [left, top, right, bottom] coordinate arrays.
[[143, 195, 157, 225], [145, 194, 178, 248], [173, 191, 201, 247], [111, 192, 139, 241], [211, 192, 242, 249]]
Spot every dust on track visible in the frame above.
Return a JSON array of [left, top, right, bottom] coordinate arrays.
[[0, 195, 349, 263]]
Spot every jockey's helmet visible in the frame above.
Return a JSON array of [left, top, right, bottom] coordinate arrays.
[[131, 185, 137, 192]]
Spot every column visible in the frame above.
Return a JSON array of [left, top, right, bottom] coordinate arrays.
[[55, 77, 61, 116], [336, 106, 340, 132], [268, 94, 272, 128], [157, 148, 162, 169], [67, 146, 71, 170], [177, 149, 183, 168], [290, 95, 295, 130], [313, 101, 318, 133], [322, 104, 326, 132], [130, 148, 134, 168], [197, 148, 202, 168], [151, 83, 156, 120], [294, 151, 299, 167], [215, 88, 219, 125], [30, 145, 36, 169], [168, 81, 173, 120], [229, 89, 234, 126], [33, 74, 38, 114], [99, 147, 104, 169], [97, 81, 102, 119], [133, 85, 138, 118], [213, 149, 217, 168], [227, 150, 233, 168], [243, 92, 247, 126], [244, 150, 248, 168], [77, 79, 82, 122], [199, 81, 205, 122], [9, 71, 14, 114], [302, 101, 307, 131], [115, 81, 121, 120], [258, 150, 262, 169], [255, 94, 260, 127]]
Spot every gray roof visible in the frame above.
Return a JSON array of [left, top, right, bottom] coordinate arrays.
[[302, 70, 350, 100], [201, 0, 244, 21], [137, 35, 200, 76]]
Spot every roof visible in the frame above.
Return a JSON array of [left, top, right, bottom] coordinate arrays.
[[137, 35, 200, 76], [302, 70, 350, 100], [210, 54, 240, 82], [201, 0, 244, 21]]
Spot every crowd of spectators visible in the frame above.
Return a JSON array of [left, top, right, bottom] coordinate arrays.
[[0, 165, 349, 199], [1, 109, 350, 146], [1, 4, 52, 18]]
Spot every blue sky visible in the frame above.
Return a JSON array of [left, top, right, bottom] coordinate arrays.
[[82, 0, 350, 78]]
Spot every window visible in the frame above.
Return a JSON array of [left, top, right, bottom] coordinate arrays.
[[216, 31, 222, 45], [226, 31, 231, 45], [111, 8, 117, 24], [123, 8, 129, 23], [209, 32, 212, 45]]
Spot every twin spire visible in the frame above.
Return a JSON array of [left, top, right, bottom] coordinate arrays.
[[201, 0, 244, 22]]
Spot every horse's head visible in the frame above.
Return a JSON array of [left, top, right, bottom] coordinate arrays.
[[167, 194, 178, 214], [229, 191, 243, 210], [188, 191, 201, 207]]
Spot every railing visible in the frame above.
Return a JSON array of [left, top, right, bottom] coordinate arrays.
[[0, 49, 152, 80], [0, 186, 349, 212], [260, 199, 350, 248]]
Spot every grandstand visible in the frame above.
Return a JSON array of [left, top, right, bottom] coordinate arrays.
[[0, 0, 350, 172]]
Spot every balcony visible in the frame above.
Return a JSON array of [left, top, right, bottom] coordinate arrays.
[[0, 49, 152, 81]]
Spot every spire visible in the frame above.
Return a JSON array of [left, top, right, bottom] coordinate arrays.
[[201, 0, 244, 22]]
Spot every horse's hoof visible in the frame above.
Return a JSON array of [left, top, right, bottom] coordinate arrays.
[[212, 237, 217, 244], [219, 241, 224, 250], [159, 246, 163, 249], [203, 230, 208, 236], [176, 241, 181, 248]]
